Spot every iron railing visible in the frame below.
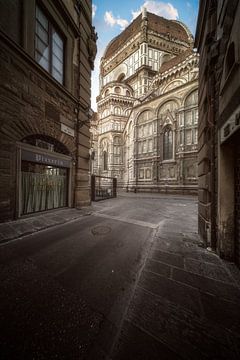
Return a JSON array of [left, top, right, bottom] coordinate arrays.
[[91, 175, 117, 201]]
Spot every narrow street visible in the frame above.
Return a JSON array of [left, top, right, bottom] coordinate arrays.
[[0, 193, 240, 359]]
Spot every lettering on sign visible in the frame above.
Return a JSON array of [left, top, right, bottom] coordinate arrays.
[[220, 106, 240, 144], [21, 149, 71, 168], [61, 124, 75, 137], [35, 154, 64, 167], [224, 124, 230, 137]]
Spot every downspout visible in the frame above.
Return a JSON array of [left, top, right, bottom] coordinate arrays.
[[209, 75, 217, 251], [206, 42, 218, 251], [74, 6, 81, 208]]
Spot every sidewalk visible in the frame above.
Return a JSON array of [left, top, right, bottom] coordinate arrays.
[[0, 207, 93, 244], [111, 219, 240, 360]]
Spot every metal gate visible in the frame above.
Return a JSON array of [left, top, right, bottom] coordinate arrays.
[[235, 143, 240, 267], [91, 175, 117, 201]]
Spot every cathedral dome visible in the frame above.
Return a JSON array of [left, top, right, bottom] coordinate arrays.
[[103, 12, 193, 60]]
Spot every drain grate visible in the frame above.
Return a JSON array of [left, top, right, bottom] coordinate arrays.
[[91, 225, 111, 235]]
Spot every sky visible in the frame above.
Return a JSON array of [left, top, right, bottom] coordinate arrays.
[[91, 0, 199, 110]]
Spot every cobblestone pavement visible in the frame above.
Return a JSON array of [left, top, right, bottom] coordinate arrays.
[[0, 194, 240, 359], [110, 197, 240, 360]]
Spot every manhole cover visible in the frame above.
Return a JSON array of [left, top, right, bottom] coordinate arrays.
[[91, 225, 111, 235]]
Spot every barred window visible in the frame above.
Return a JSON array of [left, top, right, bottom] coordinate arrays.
[[35, 6, 64, 84], [163, 127, 173, 160]]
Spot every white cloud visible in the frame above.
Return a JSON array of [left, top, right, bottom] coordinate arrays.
[[132, 1, 179, 20], [92, 4, 97, 19], [104, 11, 129, 30]]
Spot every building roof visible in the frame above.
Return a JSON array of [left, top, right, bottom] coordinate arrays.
[[159, 49, 193, 73], [103, 12, 192, 60]]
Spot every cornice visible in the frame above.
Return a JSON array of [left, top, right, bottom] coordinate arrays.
[[152, 53, 199, 87], [97, 96, 135, 108]]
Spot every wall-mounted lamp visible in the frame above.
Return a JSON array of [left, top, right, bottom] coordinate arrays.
[[86, 107, 94, 118], [89, 148, 95, 160]]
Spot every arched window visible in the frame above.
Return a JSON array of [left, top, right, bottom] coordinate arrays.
[[117, 73, 125, 82], [163, 127, 173, 160], [113, 136, 121, 164], [102, 109, 109, 118], [137, 110, 154, 125], [158, 100, 178, 116], [103, 151, 108, 170], [126, 90, 130, 97], [185, 90, 198, 107], [114, 106, 121, 115], [105, 89, 110, 97]]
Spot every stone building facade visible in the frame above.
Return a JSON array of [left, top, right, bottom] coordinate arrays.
[[195, 0, 240, 268], [92, 9, 199, 193], [0, 0, 97, 221]]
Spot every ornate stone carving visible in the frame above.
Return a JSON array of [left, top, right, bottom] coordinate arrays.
[[88, 27, 98, 70]]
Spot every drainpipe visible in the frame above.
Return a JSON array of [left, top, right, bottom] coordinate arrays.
[[207, 73, 217, 251], [73, 6, 81, 208]]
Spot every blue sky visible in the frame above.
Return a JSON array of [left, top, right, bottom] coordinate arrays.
[[91, 0, 199, 110]]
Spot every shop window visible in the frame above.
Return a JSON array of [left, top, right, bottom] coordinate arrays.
[[35, 5, 64, 84], [21, 162, 67, 215], [163, 127, 173, 160], [20, 135, 70, 215]]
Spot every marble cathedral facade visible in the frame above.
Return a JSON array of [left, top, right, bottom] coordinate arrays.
[[91, 9, 199, 193]]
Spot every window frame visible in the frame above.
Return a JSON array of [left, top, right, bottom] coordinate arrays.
[[163, 127, 173, 160], [35, 4, 65, 85], [103, 151, 108, 171]]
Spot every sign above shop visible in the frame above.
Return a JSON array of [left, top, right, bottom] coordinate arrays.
[[61, 124, 75, 137], [21, 149, 71, 168], [221, 105, 240, 144]]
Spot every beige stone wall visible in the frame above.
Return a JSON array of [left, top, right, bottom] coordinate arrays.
[[195, 1, 217, 247], [195, 0, 240, 264], [0, 0, 95, 220]]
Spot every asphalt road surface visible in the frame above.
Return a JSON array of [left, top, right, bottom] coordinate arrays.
[[0, 193, 198, 359]]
